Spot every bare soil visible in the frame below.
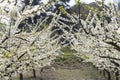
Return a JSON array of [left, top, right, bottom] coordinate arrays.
[[10, 62, 105, 80]]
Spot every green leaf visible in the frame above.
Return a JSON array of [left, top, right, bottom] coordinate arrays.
[[4, 52, 12, 58], [82, 54, 89, 59], [30, 46, 37, 51]]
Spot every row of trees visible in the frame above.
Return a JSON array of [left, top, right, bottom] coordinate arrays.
[[0, 0, 120, 80], [0, 0, 72, 80], [70, 1, 120, 80]]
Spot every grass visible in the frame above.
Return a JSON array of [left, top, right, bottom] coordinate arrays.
[[54, 46, 82, 66]]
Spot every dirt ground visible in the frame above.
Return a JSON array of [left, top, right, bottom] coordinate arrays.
[[10, 62, 105, 80]]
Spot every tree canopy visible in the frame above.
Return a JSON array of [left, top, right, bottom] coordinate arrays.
[[0, 0, 120, 80]]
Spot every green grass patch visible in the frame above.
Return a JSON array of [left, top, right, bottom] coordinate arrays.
[[54, 46, 82, 65]]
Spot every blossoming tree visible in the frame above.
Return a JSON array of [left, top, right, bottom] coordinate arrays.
[[70, 1, 120, 80], [0, 0, 75, 80]]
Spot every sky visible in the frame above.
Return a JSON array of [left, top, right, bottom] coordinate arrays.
[[69, 0, 118, 6], [41, 0, 119, 6]]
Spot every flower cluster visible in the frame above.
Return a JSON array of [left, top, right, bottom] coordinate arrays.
[[0, 0, 68, 79], [70, 2, 120, 80]]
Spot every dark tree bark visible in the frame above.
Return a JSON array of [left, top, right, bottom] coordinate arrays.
[[111, 60, 120, 80], [39, 68, 44, 80], [9, 74, 12, 80], [19, 73, 23, 80], [104, 69, 111, 80], [33, 69, 36, 78], [115, 71, 119, 80]]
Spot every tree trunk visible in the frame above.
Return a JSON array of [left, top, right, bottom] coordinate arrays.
[[104, 69, 111, 80], [110, 60, 119, 80], [33, 69, 36, 78], [39, 68, 44, 80], [19, 73, 23, 80], [40, 68, 44, 73], [99, 69, 103, 76], [115, 71, 119, 80], [8, 74, 12, 80]]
